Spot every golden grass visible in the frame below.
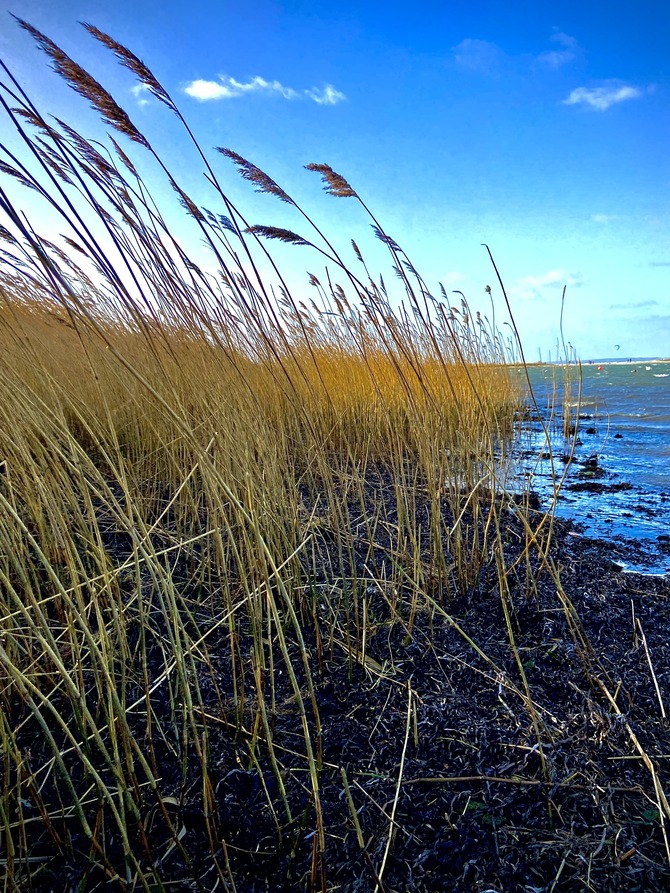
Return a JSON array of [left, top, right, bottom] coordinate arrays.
[[0, 271, 521, 890], [0, 21, 545, 891]]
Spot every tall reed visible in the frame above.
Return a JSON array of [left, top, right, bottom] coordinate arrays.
[[0, 21, 532, 891]]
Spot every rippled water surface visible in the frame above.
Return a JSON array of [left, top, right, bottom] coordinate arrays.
[[516, 360, 670, 574]]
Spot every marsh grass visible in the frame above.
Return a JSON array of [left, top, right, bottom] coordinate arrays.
[[2, 21, 668, 893]]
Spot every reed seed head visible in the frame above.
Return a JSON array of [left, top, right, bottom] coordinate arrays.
[[109, 137, 138, 176], [16, 17, 150, 148], [245, 224, 310, 246], [304, 163, 357, 198], [81, 23, 176, 112], [218, 149, 295, 205]]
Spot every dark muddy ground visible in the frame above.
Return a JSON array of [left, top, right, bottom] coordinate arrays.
[[9, 478, 670, 893], [215, 518, 670, 893]]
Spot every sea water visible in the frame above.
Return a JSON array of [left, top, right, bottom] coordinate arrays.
[[516, 360, 670, 575]]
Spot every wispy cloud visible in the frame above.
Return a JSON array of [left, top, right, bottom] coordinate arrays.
[[184, 75, 345, 105], [649, 261, 670, 267], [610, 299, 658, 309], [304, 85, 346, 105], [536, 32, 579, 69], [131, 83, 151, 107], [563, 80, 650, 111], [453, 32, 579, 76], [591, 213, 621, 224], [452, 39, 501, 74], [512, 269, 584, 300]]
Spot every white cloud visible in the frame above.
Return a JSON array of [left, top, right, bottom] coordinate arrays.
[[452, 39, 501, 73], [536, 32, 579, 69], [184, 75, 344, 105], [512, 269, 584, 300], [230, 76, 299, 99], [184, 79, 236, 100], [305, 85, 346, 105], [610, 299, 658, 309], [563, 81, 648, 111], [184, 76, 298, 100], [131, 83, 151, 107]]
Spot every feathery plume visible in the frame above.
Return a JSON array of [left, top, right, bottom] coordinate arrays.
[[54, 118, 118, 180], [81, 23, 175, 111], [33, 137, 72, 183], [371, 224, 400, 251], [0, 161, 38, 191], [245, 225, 310, 246], [304, 163, 357, 198], [170, 181, 204, 221], [203, 208, 236, 233], [62, 236, 87, 255], [109, 136, 138, 176], [218, 149, 295, 204], [11, 107, 59, 140], [15, 18, 150, 148]]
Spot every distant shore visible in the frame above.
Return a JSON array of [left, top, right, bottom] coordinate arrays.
[[523, 357, 670, 367]]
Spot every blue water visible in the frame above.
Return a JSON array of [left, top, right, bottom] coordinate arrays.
[[516, 360, 670, 574]]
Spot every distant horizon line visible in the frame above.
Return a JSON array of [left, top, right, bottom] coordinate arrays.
[[526, 356, 669, 366]]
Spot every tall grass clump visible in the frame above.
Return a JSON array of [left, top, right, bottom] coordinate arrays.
[[0, 20, 554, 891]]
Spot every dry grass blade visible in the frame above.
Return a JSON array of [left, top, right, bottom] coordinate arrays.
[[375, 683, 413, 892], [636, 618, 667, 719]]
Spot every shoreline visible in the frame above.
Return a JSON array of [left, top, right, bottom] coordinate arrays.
[[522, 357, 670, 367], [516, 363, 670, 577]]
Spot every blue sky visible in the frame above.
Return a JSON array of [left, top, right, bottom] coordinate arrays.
[[1, 0, 668, 359]]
